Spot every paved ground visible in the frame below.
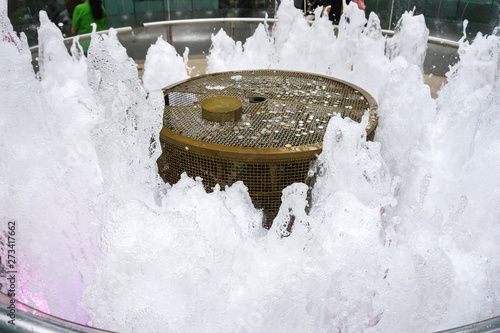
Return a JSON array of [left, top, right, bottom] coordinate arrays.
[[424, 74, 447, 99]]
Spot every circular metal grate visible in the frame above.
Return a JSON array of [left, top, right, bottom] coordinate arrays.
[[158, 70, 378, 228]]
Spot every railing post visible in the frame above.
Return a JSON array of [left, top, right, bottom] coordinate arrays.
[[230, 22, 235, 40], [166, 25, 172, 44]]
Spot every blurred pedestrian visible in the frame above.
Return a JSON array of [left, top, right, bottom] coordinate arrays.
[[321, 0, 365, 24], [71, 0, 106, 36], [65, 0, 84, 18], [351, 0, 366, 11], [320, 0, 342, 24], [71, 0, 106, 53]]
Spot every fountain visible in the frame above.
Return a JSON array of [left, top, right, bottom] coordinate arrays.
[[0, 0, 499, 332]]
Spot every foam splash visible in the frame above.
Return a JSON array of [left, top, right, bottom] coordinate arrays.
[[0, 0, 499, 332], [1, 10, 101, 321], [142, 37, 190, 91], [206, 1, 428, 100]]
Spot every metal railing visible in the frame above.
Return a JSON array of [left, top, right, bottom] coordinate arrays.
[[29, 26, 133, 54], [436, 315, 500, 333], [143, 17, 278, 44], [0, 292, 114, 333], [28, 17, 460, 57], [142, 18, 460, 48], [1, 290, 499, 333], [380, 28, 460, 48]]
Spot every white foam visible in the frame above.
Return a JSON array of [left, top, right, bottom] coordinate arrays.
[[0, 0, 499, 331], [142, 37, 190, 91]]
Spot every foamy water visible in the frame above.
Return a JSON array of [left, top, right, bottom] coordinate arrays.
[[1, 0, 499, 332]]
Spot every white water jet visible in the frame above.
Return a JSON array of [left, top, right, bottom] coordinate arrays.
[[0, 0, 499, 332], [142, 37, 190, 91], [206, 0, 421, 100]]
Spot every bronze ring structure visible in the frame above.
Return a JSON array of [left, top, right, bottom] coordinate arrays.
[[158, 70, 378, 228]]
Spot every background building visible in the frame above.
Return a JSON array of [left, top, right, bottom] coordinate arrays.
[[6, 0, 500, 46]]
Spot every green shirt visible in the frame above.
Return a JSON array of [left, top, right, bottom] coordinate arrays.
[[72, 2, 107, 35]]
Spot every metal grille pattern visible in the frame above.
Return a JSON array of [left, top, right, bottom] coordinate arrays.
[[157, 139, 317, 228], [159, 70, 378, 227], [164, 70, 371, 148]]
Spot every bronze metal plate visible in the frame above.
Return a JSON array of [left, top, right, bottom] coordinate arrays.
[[201, 96, 242, 122]]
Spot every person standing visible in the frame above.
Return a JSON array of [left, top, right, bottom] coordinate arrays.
[[320, 0, 343, 24], [71, 0, 106, 36], [65, 0, 84, 18]]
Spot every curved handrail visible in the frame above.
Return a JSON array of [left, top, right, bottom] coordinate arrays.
[[1, 288, 498, 333], [29, 26, 133, 54], [0, 291, 114, 332], [437, 315, 500, 333], [27, 18, 460, 56], [143, 17, 278, 28], [380, 28, 460, 48], [143, 17, 277, 44], [142, 18, 459, 48]]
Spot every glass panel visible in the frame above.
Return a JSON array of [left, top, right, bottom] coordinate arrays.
[[171, 22, 232, 55], [383, 0, 498, 35], [366, 0, 394, 29], [5, 0, 499, 50]]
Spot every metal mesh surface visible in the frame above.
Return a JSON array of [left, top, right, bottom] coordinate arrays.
[[158, 70, 378, 228], [164, 70, 373, 148], [157, 140, 317, 229]]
